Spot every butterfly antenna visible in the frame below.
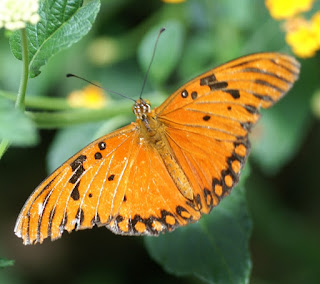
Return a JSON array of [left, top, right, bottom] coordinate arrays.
[[66, 74, 135, 102], [139, 27, 166, 99]]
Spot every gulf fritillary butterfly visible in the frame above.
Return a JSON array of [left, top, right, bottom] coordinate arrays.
[[15, 52, 300, 245]]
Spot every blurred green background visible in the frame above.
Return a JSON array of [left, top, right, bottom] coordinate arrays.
[[1, 0, 320, 283]]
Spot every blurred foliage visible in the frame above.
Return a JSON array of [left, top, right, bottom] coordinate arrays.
[[0, 0, 320, 283], [0, 258, 14, 269], [0, 97, 38, 146]]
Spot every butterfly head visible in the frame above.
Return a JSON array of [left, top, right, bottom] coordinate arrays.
[[133, 99, 151, 120]]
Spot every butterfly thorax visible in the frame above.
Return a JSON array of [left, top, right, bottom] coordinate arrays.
[[133, 99, 194, 201], [134, 99, 165, 144]]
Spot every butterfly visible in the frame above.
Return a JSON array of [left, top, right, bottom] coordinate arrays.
[[15, 52, 300, 245]]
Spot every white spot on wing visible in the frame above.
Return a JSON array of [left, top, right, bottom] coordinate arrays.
[[38, 203, 44, 215], [71, 218, 80, 228]]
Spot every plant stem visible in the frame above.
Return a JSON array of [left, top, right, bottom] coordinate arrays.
[[26, 102, 133, 128], [15, 29, 29, 110], [0, 91, 72, 111], [1, 29, 29, 160], [25, 93, 167, 128]]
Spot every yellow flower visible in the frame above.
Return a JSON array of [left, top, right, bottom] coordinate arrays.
[[285, 15, 320, 58], [162, 0, 186, 3], [68, 85, 107, 109], [285, 19, 319, 58], [0, 0, 40, 30], [265, 0, 314, 20]]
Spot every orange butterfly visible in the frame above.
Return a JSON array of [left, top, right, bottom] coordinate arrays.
[[15, 52, 300, 245]]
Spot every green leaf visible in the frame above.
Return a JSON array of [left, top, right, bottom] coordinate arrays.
[[144, 166, 252, 284], [138, 20, 185, 85], [10, 0, 100, 78], [0, 98, 38, 146], [0, 258, 14, 268]]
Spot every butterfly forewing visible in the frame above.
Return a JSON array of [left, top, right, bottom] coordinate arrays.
[[15, 124, 136, 244], [156, 52, 300, 116], [157, 52, 300, 215]]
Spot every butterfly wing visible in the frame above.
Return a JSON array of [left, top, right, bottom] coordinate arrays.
[[14, 124, 136, 244], [15, 124, 201, 244], [156, 52, 300, 214]]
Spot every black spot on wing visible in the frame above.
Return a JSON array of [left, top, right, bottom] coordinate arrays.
[[159, 210, 178, 231], [128, 215, 144, 233], [203, 115, 211, 121], [71, 182, 80, 201], [208, 81, 228, 91], [114, 215, 124, 227], [98, 142, 106, 150], [200, 74, 217, 86], [69, 155, 86, 184], [176, 206, 193, 221], [94, 152, 102, 160], [181, 90, 188, 98], [224, 89, 240, 99], [70, 155, 86, 171]]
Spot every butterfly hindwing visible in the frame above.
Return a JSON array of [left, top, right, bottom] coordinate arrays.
[[108, 142, 201, 236], [164, 124, 249, 215]]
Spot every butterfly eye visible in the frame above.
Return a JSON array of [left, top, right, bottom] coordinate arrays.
[[141, 114, 146, 121]]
